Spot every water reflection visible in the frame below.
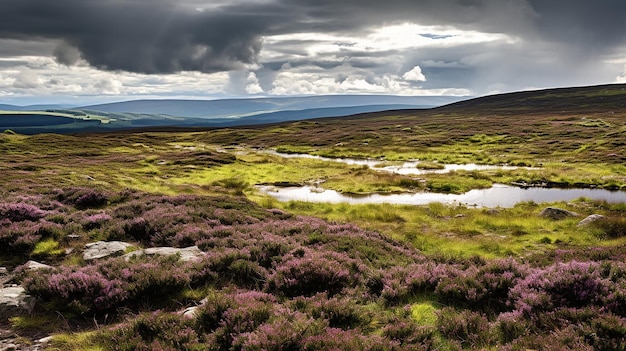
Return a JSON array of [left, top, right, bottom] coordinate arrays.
[[266, 151, 528, 175], [257, 184, 626, 208]]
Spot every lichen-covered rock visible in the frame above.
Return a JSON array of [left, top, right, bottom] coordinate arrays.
[[83, 241, 133, 261], [123, 246, 204, 262], [0, 287, 35, 319], [577, 214, 606, 227], [539, 207, 579, 220], [22, 261, 54, 271]]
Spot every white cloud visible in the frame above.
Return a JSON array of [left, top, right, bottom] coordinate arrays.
[[616, 65, 626, 83], [94, 78, 123, 95], [267, 64, 467, 96], [402, 66, 427, 82], [12, 68, 42, 89], [244, 72, 264, 94]]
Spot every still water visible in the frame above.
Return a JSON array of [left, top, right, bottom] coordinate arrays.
[[257, 184, 626, 208], [265, 151, 528, 175]]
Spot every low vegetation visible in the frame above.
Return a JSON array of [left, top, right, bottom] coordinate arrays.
[[1, 85, 626, 349]]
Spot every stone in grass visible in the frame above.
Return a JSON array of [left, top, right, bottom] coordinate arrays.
[[22, 261, 54, 271], [0, 287, 36, 319], [539, 207, 579, 220], [123, 246, 204, 262], [83, 241, 133, 261], [577, 214, 607, 227], [180, 297, 208, 319]]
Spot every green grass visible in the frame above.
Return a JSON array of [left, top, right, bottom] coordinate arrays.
[[48, 332, 104, 351], [411, 302, 438, 327], [31, 239, 64, 258], [2, 101, 626, 260], [255, 196, 617, 258]]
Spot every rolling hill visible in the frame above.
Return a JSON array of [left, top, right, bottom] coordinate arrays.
[[77, 95, 461, 118]]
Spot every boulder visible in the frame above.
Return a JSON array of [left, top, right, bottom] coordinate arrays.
[[22, 261, 54, 271], [83, 241, 133, 261], [124, 246, 204, 262], [539, 207, 579, 220], [181, 305, 200, 319], [577, 214, 607, 227], [0, 287, 36, 319], [179, 297, 208, 319]]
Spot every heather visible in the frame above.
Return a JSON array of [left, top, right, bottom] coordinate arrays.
[[1, 187, 626, 350], [1, 90, 626, 350]]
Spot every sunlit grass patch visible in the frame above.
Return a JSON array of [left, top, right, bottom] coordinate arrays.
[[411, 302, 438, 327], [49, 332, 104, 351], [31, 239, 64, 258], [9, 315, 63, 333]]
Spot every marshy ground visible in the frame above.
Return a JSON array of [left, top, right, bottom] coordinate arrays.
[[1, 84, 626, 350]]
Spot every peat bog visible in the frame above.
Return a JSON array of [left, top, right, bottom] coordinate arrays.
[[1, 84, 626, 350]]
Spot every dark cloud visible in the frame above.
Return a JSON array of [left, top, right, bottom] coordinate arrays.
[[0, 0, 283, 73], [529, 0, 626, 51], [53, 41, 81, 66], [0, 0, 624, 78], [0, 39, 56, 57]]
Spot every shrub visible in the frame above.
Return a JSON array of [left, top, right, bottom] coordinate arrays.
[[232, 309, 326, 351], [301, 327, 400, 351], [290, 294, 372, 330], [592, 216, 626, 239], [437, 308, 491, 349], [83, 213, 112, 230], [267, 249, 359, 297], [193, 292, 234, 333], [500, 326, 593, 351], [104, 312, 202, 351], [509, 261, 613, 315], [0, 202, 46, 222], [57, 188, 108, 209], [587, 313, 626, 351], [24, 256, 197, 313], [0, 221, 51, 254], [382, 313, 435, 349]]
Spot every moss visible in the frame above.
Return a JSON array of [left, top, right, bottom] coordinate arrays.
[[31, 239, 64, 258]]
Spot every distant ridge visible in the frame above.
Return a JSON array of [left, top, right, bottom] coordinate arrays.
[[78, 95, 463, 118], [0, 104, 72, 111], [434, 84, 626, 114]]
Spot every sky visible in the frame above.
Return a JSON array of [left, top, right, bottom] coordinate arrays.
[[1, 0, 626, 105]]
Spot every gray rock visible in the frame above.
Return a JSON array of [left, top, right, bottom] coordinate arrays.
[[83, 241, 133, 261], [577, 214, 607, 227], [0, 343, 17, 351], [22, 261, 54, 271], [0, 287, 36, 319], [539, 207, 579, 220], [181, 305, 199, 319], [179, 297, 208, 319], [124, 246, 204, 262]]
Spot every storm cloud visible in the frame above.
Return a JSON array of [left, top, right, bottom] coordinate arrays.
[[0, 0, 625, 102], [0, 0, 281, 73], [1, 0, 625, 74]]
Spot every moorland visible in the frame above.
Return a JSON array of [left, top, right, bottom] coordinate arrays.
[[1, 84, 626, 350]]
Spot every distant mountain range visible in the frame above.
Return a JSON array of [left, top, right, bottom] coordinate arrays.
[[0, 104, 72, 111], [0, 95, 463, 134], [75, 95, 462, 119]]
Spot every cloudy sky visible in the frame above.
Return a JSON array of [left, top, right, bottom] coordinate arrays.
[[1, 0, 626, 105]]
